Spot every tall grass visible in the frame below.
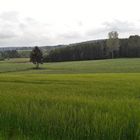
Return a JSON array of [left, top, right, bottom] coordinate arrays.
[[0, 74, 140, 139], [1, 58, 140, 74]]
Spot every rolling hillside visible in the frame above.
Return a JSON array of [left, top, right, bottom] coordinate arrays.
[[0, 58, 140, 139]]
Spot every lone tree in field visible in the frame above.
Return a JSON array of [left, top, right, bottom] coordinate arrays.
[[106, 31, 120, 58], [30, 46, 43, 69]]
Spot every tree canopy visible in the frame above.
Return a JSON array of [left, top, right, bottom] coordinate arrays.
[[106, 31, 120, 58], [30, 46, 43, 69]]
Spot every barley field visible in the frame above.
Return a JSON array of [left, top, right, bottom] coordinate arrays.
[[0, 58, 140, 139]]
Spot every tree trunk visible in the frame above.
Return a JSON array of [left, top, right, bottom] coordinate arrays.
[[111, 51, 114, 59], [36, 63, 39, 69]]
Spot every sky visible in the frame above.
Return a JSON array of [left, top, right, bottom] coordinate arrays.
[[0, 0, 140, 47]]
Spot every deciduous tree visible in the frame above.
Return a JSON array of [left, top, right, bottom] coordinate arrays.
[[30, 46, 43, 69], [106, 31, 120, 58]]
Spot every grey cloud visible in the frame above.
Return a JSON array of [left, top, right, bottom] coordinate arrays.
[[60, 32, 82, 39], [0, 32, 17, 39], [87, 20, 138, 37], [103, 20, 135, 33], [56, 31, 86, 45], [77, 21, 83, 27], [0, 11, 19, 22], [0, 12, 53, 46], [1, 12, 140, 47]]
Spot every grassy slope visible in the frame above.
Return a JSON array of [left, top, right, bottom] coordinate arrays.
[[1, 58, 140, 74], [0, 58, 140, 139]]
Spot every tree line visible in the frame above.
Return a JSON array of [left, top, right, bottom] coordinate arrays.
[[43, 33, 140, 62], [0, 50, 20, 60], [0, 50, 32, 60]]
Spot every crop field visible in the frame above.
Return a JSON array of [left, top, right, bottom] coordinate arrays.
[[0, 58, 140, 139]]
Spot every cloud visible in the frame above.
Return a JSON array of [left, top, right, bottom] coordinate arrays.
[[0, 11, 86, 46], [0, 32, 17, 39], [86, 20, 139, 38], [103, 20, 135, 33], [0, 11, 53, 46], [59, 32, 82, 39], [0, 11, 140, 47], [0, 11, 19, 22]]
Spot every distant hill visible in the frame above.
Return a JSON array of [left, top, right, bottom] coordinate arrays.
[[0, 38, 131, 60], [0, 47, 33, 51], [0, 39, 104, 52]]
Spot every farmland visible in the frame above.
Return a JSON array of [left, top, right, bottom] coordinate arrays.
[[0, 58, 140, 139]]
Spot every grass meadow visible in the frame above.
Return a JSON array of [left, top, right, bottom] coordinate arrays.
[[0, 58, 140, 139]]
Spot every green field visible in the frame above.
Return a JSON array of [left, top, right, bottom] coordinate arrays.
[[0, 58, 140, 139]]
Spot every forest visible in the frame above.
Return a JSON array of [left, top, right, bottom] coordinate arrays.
[[44, 35, 140, 62]]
